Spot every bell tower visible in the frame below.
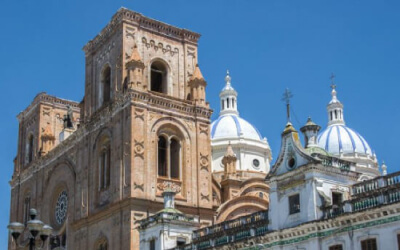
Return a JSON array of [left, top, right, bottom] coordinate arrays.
[[80, 8, 213, 249]]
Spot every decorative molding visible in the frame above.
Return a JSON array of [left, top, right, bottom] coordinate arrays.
[[134, 182, 144, 191], [199, 124, 209, 135], [200, 153, 209, 171], [125, 26, 136, 39], [134, 108, 145, 120], [134, 140, 145, 158], [157, 180, 182, 193], [142, 37, 179, 56], [201, 193, 210, 201], [96, 41, 115, 63]]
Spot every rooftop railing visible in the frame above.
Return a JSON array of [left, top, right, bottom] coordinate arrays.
[[352, 171, 400, 197], [171, 210, 269, 250]]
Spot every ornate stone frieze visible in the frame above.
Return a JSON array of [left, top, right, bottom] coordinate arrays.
[[157, 180, 182, 193], [142, 37, 179, 56]]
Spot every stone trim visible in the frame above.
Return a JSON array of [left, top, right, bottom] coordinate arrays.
[[83, 8, 201, 54]]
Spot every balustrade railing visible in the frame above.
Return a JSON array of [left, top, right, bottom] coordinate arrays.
[[192, 210, 268, 239]]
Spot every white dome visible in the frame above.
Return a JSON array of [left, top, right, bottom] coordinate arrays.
[[317, 124, 373, 156], [211, 114, 262, 141]]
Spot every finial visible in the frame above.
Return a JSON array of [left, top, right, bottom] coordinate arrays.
[[225, 70, 231, 85], [330, 73, 336, 90], [281, 88, 293, 122]]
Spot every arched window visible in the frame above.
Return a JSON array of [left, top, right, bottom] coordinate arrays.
[[221, 100, 224, 110], [334, 110, 338, 119], [27, 134, 34, 164], [101, 66, 111, 105], [150, 61, 167, 94], [170, 138, 180, 179], [227, 98, 230, 108], [158, 136, 168, 177], [157, 135, 181, 179], [95, 237, 108, 250], [99, 146, 111, 190]]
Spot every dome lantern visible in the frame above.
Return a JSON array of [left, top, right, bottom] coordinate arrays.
[[327, 76, 345, 126], [219, 70, 238, 116]]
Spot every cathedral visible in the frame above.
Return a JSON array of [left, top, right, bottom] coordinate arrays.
[[7, 7, 400, 250]]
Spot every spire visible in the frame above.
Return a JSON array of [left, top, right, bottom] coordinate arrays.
[[219, 70, 238, 116], [222, 142, 237, 178], [191, 64, 205, 81], [129, 44, 142, 62], [224, 142, 236, 157], [327, 74, 345, 126]]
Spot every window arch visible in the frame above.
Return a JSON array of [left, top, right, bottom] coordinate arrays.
[[101, 65, 111, 105], [157, 135, 181, 179], [95, 236, 108, 250], [99, 145, 111, 190], [150, 61, 168, 94], [170, 138, 180, 179], [97, 134, 111, 191], [158, 136, 167, 177], [27, 133, 34, 164]]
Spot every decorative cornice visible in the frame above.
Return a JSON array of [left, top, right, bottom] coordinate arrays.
[[17, 93, 80, 122], [83, 8, 201, 54]]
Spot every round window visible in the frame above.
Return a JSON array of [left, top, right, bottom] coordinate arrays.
[[288, 157, 296, 169], [253, 159, 260, 168], [55, 190, 68, 225]]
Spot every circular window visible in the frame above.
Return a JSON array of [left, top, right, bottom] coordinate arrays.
[[253, 159, 260, 168], [288, 157, 296, 169], [55, 191, 68, 225]]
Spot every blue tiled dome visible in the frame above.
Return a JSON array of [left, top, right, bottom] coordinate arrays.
[[211, 114, 262, 141], [317, 124, 372, 156]]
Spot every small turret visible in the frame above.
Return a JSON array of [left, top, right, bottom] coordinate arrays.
[[125, 44, 145, 90], [300, 117, 321, 148], [327, 75, 345, 126], [40, 123, 55, 156], [188, 64, 207, 106], [222, 143, 238, 178]]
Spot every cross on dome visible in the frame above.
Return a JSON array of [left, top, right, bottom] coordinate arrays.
[[225, 70, 231, 86]]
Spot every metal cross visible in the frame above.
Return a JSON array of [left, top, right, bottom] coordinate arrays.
[[282, 88, 293, 122], [282, 88, 293, 105], [330, 73, 336, 90]]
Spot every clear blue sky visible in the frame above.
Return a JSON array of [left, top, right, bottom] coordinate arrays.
[[1, 0, 399, 246]]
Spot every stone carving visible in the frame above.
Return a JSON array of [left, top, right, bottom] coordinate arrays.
[[134, 108, 144, 120], [199, 124, 209, 135], [157, 181, 181, 193], [201, 193, 210, 201], [200, 153, 209, 171], [96, 41, 115, 63], [134, 140, 144, 157], [42, 108, 51, 117], [142, 37, 179, 56], [134, 182, 144, 191], [125, 26, 135, 39]]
